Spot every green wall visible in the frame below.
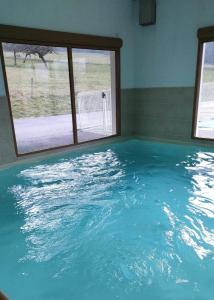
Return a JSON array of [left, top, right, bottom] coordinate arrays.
[[131, 0, 214, 146], [133, 0, 214, 88]]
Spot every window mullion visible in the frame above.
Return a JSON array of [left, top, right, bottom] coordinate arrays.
[[67, 47, 78, 144]]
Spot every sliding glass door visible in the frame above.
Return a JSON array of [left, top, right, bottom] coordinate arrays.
[[72, 49, 117, 143], [194, 42, 214, 139]]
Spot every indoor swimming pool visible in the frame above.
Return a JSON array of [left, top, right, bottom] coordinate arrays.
[[0, 139, 213, 300]]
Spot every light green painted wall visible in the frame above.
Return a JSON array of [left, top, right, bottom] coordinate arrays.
[[130, 1, 214, 147], [133, 0, 214, 88]]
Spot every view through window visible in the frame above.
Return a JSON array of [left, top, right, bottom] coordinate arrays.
[[2, 43, 74, 154], [72, 49, 116, 143], [195, 41, 214, 139], [1, 41, 119, 155]]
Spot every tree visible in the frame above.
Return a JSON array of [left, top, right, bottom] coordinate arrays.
[[3, 43, 54, 66]]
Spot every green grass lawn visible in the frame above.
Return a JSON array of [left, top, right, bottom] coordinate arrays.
[[4, 51, 111, 118]]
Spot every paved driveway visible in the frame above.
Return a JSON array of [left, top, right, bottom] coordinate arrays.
[[14, 112, 111, 153], [197, 99, 214, 139]]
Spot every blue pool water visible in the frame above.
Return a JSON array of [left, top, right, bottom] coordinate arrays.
[[0, 139, 214, 300]]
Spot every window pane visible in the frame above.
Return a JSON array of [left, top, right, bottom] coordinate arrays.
[[2, 43, 73, 154], [72, 49, 117, 143], [196, 42, 214, 139]]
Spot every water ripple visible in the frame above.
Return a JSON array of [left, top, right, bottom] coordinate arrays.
[[1, 140, 213, 299]]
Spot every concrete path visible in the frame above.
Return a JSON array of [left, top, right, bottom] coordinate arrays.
[[14, 112, 111, 153], [197, 100, 214, 139]]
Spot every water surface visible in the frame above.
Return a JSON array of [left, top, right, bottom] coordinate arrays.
[[0, 139, 214, 300]]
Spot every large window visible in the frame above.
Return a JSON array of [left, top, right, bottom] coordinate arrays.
[[193, 27, 214, 140], [0, 25, 122, 155]]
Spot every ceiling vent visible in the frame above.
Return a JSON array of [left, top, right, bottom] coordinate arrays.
[[139, 0, 156, 26]]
